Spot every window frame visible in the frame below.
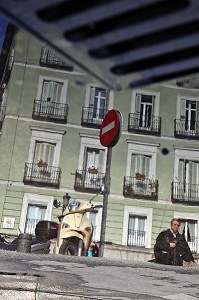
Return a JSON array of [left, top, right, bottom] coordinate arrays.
[[122, 206, 153, 248], [85, 202, 102, 242], [28, 127, 65, 167], [174, 211, 199, 253], [19, 193, 53, 234], [79, 134, 107, 172], [174, 147, 199, 182], [126, 140, 159, 179], [131, 90, 160, 116], [36, 75, 68, 104], [84, 83, 113, 109], [176, 95, 199, 120]]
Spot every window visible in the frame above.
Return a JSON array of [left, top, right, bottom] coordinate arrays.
[[29, 127, 65, 166], [37, 75, 68, 105], [122, 206, 152, 248], [19, 193, 53, 234], [176, 96, 199, 134], [174, 211, 199, 253], [179, 219, 197, 253], [178, 159, 199, 185], [86, 207, 102, 242], [128, 215, 146, 247], [79, 135, 107, 173], [24, 204, 46, 234], [83, 147, 105, 173], [85, 85, 110, 120], [42, 80, 63, 103], [132, 90, 160, 125], [174, 148, 199, 201], [131, 154, 151, 178], [83, 147, 105, 187], [135, 94, 154, 128], [90, 87, 107, 120], [33, 141, 56, 166], [126, 141, 158, 179]]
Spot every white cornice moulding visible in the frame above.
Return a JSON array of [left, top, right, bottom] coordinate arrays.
[[126, 139, 160, 148], [79, 133, 99, 139], [174, 145, 199, 151], [30, 126, 66, 135]]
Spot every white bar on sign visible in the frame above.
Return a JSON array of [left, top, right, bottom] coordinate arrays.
[[102, 121, 115, 135]]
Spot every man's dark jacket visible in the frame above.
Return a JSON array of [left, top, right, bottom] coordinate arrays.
[[154, 229, 194, 266]]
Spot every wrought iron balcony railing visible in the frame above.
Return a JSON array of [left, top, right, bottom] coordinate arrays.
[[128, 113, 161, 135], [123, 176, 158, 200], [81, 106, 107, 128], [174, 119, 199, 139], [0, 106, 6, 130], [40, 46, 73, 71], [32, 99, 68, 123], [127, 229, 146, 248], [25, 218, 41, 235], [171, 182, 199, 205], [187, 236, 198, 253], [74, 169, 105, 193], [23, 163, 61, 188]]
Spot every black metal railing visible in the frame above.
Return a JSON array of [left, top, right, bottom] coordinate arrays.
[[0, 106, 6, 129], [81, 106, 107, 128], [74, 169, 106, 193], [127, 229, 146, 247], [123, 176, 158, 200], [32, 99, 68, 123], [187, 236, 197, 253], [171, 182, 199, 205], [25, 218, 41, 235], [128, 113, 161, 135], [23, 163, 61, 188], [40, 46, 73, 71], [174, 119, 199, 139]]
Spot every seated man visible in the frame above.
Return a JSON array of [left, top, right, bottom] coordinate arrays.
[[154, 218, 195, 266]]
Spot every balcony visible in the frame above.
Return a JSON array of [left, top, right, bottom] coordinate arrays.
[[32, 99, 68, 123], [74, 169, 105, 193], [188, 236, 198, 253], [123, 176, 158, 200], [40, 46, 73, 71], [171, 182, 199, 205], [127, 230, 145, 248], [0, 106, 6, 130], [23, 162, 61, 188], [174, 119, 199, 139], [81, 106, 107, 128], [128, 113, 161, 136]]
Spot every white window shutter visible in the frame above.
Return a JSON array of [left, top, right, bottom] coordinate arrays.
[[135, 94, 141, 113], [178, 159, 185, 182], [180, 99, 186, 119], [89, 87, 95, 105]]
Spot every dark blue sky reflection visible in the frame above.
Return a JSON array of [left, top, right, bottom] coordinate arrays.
[[0, 14, 8, 50]]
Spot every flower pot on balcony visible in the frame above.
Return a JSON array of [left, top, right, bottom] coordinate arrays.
[[88, 166, 98, 174], [135, 173, 145, 180], [37, 160, 48, 168]]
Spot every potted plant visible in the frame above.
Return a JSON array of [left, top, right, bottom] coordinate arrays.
[[135, 172, 145, 180], [37, 160, 48, 168], [88, 166, 98, 174]]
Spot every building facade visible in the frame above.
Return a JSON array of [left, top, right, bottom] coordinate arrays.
[[0, 28, 199, 261]]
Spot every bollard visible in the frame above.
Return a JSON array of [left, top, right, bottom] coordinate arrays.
[[17, 233, 32, 253]]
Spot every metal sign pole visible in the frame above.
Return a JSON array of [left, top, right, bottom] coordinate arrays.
[[99, 146, 112, 257]]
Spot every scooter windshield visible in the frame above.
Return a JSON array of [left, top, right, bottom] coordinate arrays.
[[68, 201, 80, 212]]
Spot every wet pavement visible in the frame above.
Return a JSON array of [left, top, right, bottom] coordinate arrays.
[[0, 250, 198, 299]]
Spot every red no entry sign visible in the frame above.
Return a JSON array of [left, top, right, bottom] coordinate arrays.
[[100, 109, 122, 147]]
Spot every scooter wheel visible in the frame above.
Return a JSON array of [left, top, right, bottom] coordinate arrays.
[[59, 241, 78, 256]]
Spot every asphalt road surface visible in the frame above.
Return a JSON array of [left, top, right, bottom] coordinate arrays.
[[0, 250, 198, 299]]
